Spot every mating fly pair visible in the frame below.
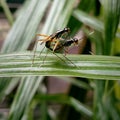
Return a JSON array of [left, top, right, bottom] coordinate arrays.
[[32, 27, 79, 67]]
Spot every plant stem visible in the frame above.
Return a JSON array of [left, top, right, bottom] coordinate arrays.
[[0, 0, 14, 25]]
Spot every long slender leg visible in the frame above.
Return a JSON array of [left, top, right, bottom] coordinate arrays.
[[38, 46, 46, 58], [47, 49, 78, 68], [31, 39, 39, 67], [60, 47, 78, 68], [39, 50, 48, 67], [63, 47, 69, 56], [35, 37, 48, 67], [37, 34, 49, 37], [37, 34, 51, 44], [38, 39, 60, 67], [31, 34, 48, 67], [37, 34, 59, 44], [52, 52, 67, 64], [59, 48, 77, 67], [53, 41, 60, 52], [61, 53, 78, 68], [38, 37, 52, 45], [37, 34, 50, 43]]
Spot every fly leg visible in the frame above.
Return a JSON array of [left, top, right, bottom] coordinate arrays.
[[37, 34, 52, 44]]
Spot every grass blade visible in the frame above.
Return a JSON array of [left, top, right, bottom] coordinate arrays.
[[35, 94, 93, 117], [73, 9, 104, 32], [103, 0, 120, 55], [0, 52, 119, 80]]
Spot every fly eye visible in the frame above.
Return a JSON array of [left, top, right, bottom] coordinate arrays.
[[73, 38, 78, 44], [74, 38, 78, 42]]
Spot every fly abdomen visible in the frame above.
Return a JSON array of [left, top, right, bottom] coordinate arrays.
[[45, 41, 53, 51]]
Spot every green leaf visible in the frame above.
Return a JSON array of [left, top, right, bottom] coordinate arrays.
[[103, 0, 120, 55], [57, 0, 76, 28], [1, 0, 49, 53], [78, 0, 96, 12], [8, 76, 43, 120], [0, 0, 14, 25], [0, 52, 119, 80], [73, 9, 104, 32], [35, 94, 93, 117], [57, 77, 91, 90]]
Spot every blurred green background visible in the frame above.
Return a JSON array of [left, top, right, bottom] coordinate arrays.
[[0, 0, 120, 120]]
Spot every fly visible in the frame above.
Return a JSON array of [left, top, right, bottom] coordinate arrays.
[[46, 37, 79, 67], [32, 28, 70, 66]]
